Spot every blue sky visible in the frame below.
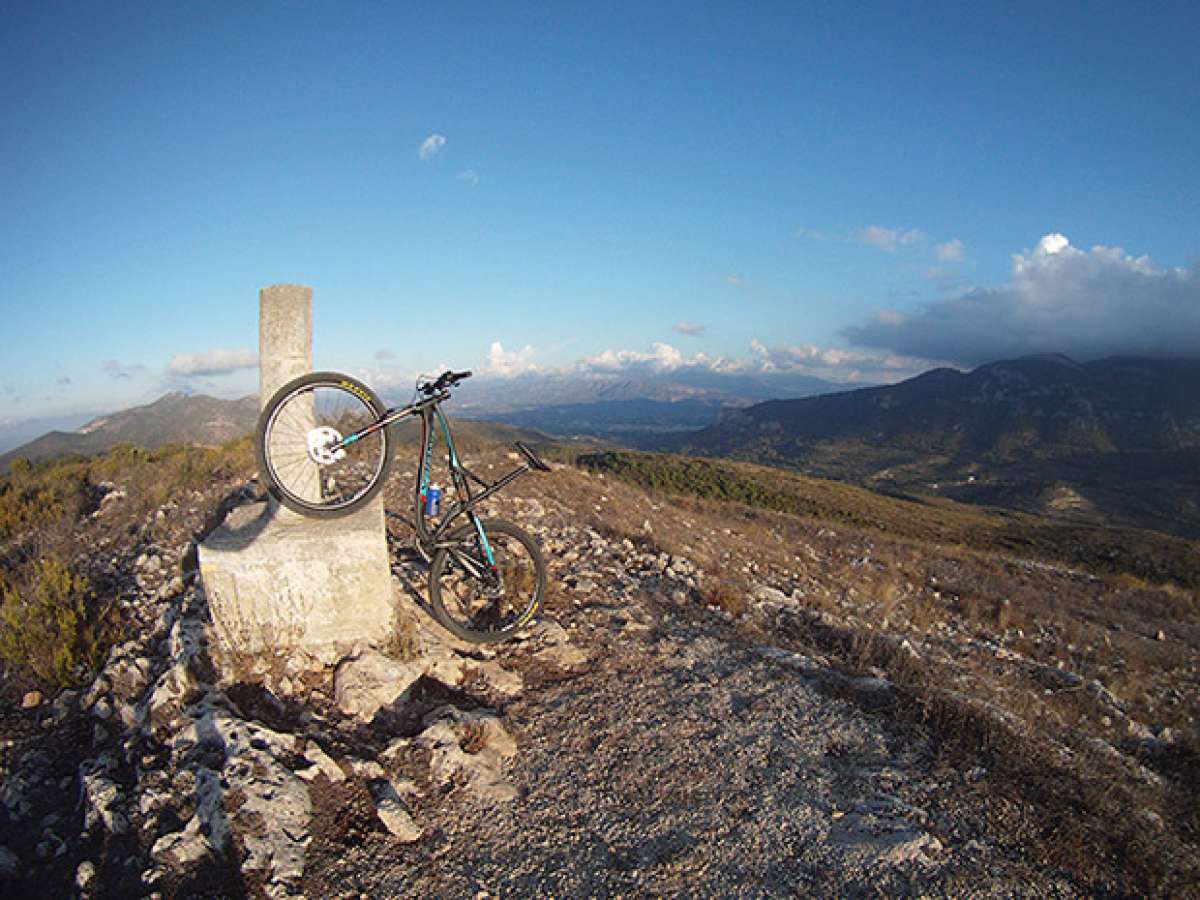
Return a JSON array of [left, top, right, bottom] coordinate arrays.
[[2, 1, 1199, 422]]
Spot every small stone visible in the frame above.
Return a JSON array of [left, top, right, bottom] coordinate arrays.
[[76, 860, 97, 889], [22, 690, 43, 709], [371, 779, 422, 843], [351, 759, 386, 781], [527, 621, 570, 646], [301, 742, 346, 783], [1155, 629, 1166, 641], [90, 697, 113, 721]]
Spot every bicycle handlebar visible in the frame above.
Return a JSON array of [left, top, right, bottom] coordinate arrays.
[[419, 369, 473, 395]]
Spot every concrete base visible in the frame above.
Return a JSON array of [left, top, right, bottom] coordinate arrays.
[[198, 497, 396, 665]]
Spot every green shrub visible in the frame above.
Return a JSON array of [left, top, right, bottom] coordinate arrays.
[[0, 557, 98, 687], [0, 457, 92, 544]]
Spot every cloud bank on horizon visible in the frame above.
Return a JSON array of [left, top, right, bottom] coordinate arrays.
[[476, 337, 925, 387], [845, 233, 1200, 366]]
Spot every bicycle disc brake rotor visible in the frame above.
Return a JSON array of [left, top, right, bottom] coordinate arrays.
[[306, 426, 347, 466]]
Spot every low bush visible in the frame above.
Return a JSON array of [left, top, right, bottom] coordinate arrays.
[[0, 557, 99, 687]]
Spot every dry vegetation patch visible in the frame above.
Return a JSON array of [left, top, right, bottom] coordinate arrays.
[[570, 449, 1200, 895], [0, 440, 255, 698]]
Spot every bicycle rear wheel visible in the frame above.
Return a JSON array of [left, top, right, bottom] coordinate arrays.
[[256, 371, 393, 518], [429, 518, 545, 643]]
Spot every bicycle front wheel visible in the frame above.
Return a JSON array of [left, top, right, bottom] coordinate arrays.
[[256, 371, 393, 518], [429, 518, 545, 643]]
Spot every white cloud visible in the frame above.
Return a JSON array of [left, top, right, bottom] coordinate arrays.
[[572, 339, 929, 384], [844, 233, 1200, 364], [484, 341, 539, 377], [418, 133, 446, 161], [583, 342, 685, 372], [1036, 232, 1070, 255], [935, 239, 965, 262], [674, 321, 706, 337], [101, 359, 149, 380], [457, 168, 480, 186], [167, 347, 258, 377], [857, 225, 924, 253], [744, 340, 932, 381]]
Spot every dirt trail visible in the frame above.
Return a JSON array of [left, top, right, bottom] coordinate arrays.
[[301, 468, 1079, 898]]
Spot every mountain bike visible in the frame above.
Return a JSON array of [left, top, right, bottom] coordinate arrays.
[[255, 369, 551, 643]]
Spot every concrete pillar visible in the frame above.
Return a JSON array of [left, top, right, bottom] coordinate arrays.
[[198, 285, 396, 667], [259, 284, 313, 404], [258, 285, 319, 505]]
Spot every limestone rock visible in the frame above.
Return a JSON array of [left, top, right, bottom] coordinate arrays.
[[79, 756, 128, 836], [533, 641, 589, 672], [369, 778, 422, 843], [468, 659, 524, 700], [415, 706, 519, 803], [159, 708, 313, 896], [333, 650, 424, 720], [151, 769, 229, 867], [75, 860, 97, 890], [752, 585, 792, 607], [297, 741, 345, 783]]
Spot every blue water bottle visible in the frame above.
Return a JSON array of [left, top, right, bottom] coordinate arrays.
[[425, 484, 442, 516]]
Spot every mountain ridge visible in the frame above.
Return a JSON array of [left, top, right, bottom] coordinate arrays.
[[0, 393, 261, 472], [667, 354, 1200, 537]]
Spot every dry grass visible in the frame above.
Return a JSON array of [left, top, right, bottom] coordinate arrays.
[[701, 576, 750, 618], [0, 440, 256, 695], [459, 720, 488, 754], [567, 448, 1200, 895]]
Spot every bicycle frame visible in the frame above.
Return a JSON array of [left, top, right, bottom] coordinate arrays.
[[331, 390, 539, 558]]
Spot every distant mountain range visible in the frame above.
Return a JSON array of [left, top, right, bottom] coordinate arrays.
[[1, 368, 848, 472], [447, 367, 847, 413], [0, 392, 260, 472], [449, 368, 852, 441], [0, 411, 100, 455], [9, 355, 1200, 539], [667, 355, 1200, 537]]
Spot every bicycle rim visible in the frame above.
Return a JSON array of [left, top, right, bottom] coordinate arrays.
[[432, 525, 542, 641], [262, 382, 387, 513]]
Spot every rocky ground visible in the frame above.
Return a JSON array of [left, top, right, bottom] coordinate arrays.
[[1, 446, 1195, 897]]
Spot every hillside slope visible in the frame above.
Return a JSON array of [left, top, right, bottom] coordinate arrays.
[[0, 393, 260, 472], [670, 355, 1200, 537], [1, 440, 1197, 896]]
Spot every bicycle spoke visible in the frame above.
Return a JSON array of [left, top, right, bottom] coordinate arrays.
[[430, 522, 543, 642], [260, 378, 389, 513]]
